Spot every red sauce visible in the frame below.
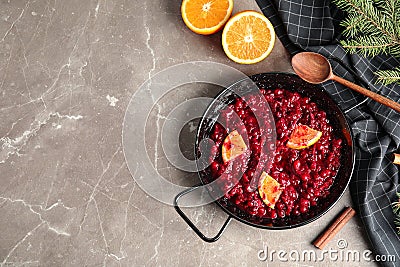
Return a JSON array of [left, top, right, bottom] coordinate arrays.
[[207, 88, 342, 219]]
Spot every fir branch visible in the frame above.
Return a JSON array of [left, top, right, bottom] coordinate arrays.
[[334, 0, 400, 85], [393, 192, 400, 235], [334, 0, 397, 40], [341, 14, 367, 37], [334, 0, 400, 47], [375, 67, 400, 85], [340, 36, 398, 58]]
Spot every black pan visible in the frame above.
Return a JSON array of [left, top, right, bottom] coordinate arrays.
[[174, 72, 355, 242]]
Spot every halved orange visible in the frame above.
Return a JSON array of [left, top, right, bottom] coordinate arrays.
[[222, 11, 276, 64], [258, 172, 282, 209], [181, 0, 233, 35], [286, 124, 322, 150], [221, 130, 247, 163]]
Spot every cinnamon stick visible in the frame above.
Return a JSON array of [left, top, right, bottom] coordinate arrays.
[[313, 207, 356, 249], [391, 153, 400, 165]]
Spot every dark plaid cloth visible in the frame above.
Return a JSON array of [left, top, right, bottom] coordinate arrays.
[[255, 0, 400, 265]]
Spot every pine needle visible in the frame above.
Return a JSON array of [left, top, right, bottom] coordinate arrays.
[[375, 68, 400, 85]]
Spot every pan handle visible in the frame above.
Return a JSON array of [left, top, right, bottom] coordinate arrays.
[[173, 184, 233, 243]]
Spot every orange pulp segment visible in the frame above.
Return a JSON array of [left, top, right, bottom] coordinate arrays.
[[181, 0, 234, 35], [221, 130, 247, 163], [258, 172, 282, 209], [286, 124, 322, 150]]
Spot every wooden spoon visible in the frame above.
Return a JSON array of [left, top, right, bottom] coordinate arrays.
[[291, 52, 400, 113]]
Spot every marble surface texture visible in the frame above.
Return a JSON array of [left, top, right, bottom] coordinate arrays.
[[0, 0, 378, 266]]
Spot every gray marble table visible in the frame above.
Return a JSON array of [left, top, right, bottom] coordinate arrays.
[[0, 0, 378, 266]]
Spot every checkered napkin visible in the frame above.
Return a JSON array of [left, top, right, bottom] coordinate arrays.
[[255, 0, 400, 265]]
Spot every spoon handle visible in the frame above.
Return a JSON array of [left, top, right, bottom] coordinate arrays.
[[331, 75, 400, 113]]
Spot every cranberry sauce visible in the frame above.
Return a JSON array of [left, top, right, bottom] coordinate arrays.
[[207, 88, 343, 219]]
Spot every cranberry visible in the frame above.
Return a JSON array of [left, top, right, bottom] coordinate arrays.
[[293, 160, 301, 171], [206, 88, 342, 219], [320, 169, 331, 178], [300, 198, 310, 213], [269, 209, 277, 219], [292, 209, 300, 216], [300, 173, 311, 183], [211, 162, 219, 173], [277, 208, 286, 218]]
